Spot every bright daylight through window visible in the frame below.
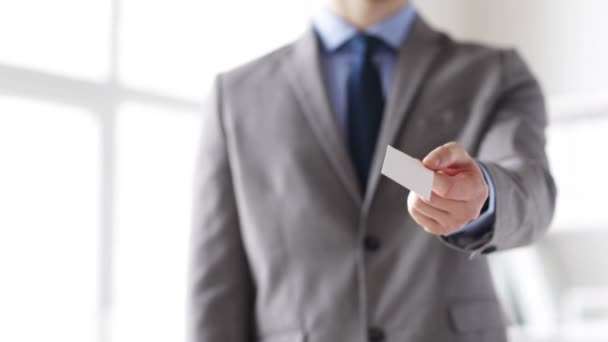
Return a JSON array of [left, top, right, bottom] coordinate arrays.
[[1, 1, 607, 342]]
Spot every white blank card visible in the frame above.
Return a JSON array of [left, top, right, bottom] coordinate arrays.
[[380, 145, 434, 200]]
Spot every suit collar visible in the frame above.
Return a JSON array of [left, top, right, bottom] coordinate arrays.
[[312, 5, 417, 52]]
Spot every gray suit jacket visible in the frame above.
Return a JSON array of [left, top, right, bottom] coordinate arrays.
[[189, 16, 556, 342]]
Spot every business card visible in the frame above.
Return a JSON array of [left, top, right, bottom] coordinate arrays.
[[380, 145, 434, 200]]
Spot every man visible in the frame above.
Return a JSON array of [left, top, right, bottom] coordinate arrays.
[[189, 0, 556, 341]]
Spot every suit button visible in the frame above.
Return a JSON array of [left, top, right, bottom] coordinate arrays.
[[363, 235, 381, 252], [481, 245, 497, 254], [368, 327, 385, 342]]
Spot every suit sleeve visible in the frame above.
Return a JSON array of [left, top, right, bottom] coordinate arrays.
[[441, 49, 557, 258], [188, 75, 255, 341]]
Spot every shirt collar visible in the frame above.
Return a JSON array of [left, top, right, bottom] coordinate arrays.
[[312, 4, 417, 52]]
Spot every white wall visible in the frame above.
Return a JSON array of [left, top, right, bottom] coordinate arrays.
[[416, 0, 608, 106]]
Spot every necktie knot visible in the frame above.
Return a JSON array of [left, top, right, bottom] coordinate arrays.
[[350, 33, 383, 59]]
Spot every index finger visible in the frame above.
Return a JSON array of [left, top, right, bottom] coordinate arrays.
[[423, 142, 475, 171]]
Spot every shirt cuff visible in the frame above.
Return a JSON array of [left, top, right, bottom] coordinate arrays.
[[445, 161, 496, 238]]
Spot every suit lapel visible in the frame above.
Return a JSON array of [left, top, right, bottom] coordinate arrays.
[[282, 28, 363, 206], [363, 17, 444, 213]]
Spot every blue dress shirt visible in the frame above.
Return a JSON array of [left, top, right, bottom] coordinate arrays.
[[312, 5, 496, 236]]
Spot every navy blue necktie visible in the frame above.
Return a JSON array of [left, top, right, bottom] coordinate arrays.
[[347, 34, 385, 191]]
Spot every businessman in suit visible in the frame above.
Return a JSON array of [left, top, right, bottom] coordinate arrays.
[[189, 0, 556, 341]]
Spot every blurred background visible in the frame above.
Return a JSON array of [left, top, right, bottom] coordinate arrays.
[[0, 0, 607, 341]]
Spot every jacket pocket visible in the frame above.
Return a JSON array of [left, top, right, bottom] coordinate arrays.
[[449, 299, 507, 333], [259, 330, 305, 342]]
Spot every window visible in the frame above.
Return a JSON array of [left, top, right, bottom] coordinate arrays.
[[0, 1, 317, 341], [0, 98, 100, 342], [110, 104, 199, 342], [0, 0, 111, 80]]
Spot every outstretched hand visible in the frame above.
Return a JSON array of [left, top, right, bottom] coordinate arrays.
[[407, 142, 489, 236]]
